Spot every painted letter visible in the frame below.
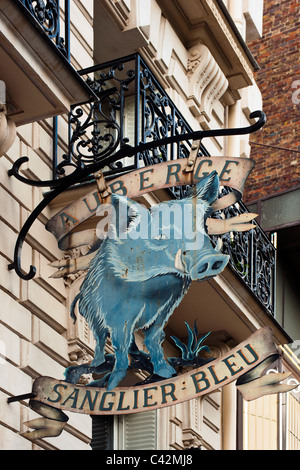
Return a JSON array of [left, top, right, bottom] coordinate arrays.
[[59, 212, 79, 230], [133, 389, 139, 410], [207, 365, 228, 384], [165, 163, 181, 184], [61, 388, 79, 409], [109, 180, 127, 196], [237, 344, 259, 365], [82, 191, 101, 213], [139, 169, 154, 190], [99, 391, 116, 411], [143, 386, 158, 408], [47, 383, 68, 404], [191, 371, 210, 393], [117, 391, 130, 411], [222, 354, 244, 376], [194, 159, 213, 180], [161, 383, 177, 404], [219, 160, 239, 183], [79, 390, 100, 411]]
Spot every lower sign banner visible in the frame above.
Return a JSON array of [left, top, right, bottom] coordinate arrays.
[[23, 327, 296, 440]]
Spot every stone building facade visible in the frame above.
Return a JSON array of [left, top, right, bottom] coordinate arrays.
[[0, 0, 299, 451], [243, 0, 300, 449]]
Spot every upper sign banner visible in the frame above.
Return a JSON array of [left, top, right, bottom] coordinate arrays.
[[46, 156, 255, 250]]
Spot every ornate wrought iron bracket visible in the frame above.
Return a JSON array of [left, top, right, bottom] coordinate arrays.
[[7, 110, 266, 281]]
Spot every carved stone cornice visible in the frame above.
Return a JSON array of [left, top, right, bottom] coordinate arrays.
[[205, 0, 254, 81], [200, 331, 237, 360], [182, 428, 203, 449], [98, 0, 131, 30], [157, 0, 255, 91], [187, 43, 228, 122]]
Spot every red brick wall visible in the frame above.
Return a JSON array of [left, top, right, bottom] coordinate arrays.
[[243, 0, 300, 204]]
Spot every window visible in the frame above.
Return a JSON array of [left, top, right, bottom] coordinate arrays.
[[90, 415, 114, 450], [90, 410, 157, 450]]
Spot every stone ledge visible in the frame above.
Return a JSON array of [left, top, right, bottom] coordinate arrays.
[[0, 0, 93, 126]]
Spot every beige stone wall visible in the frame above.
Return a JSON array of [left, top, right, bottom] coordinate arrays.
[[160, 391, 223, 450], [0, 0, 268, 451], [0, 1, 94, 450]]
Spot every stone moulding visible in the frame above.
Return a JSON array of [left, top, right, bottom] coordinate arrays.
[[0, 104, 16, 157], [187, 43, 228, 122]]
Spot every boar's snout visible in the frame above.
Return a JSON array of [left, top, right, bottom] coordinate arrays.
[[182, 251, 229, 281]]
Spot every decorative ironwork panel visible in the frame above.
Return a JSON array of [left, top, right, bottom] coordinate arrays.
[[252, 225, 276, 314], [211, 192, 276, 316], [7, 44, 275, 315], [66, 55, 209, 180], [17, 0, 67, 57]]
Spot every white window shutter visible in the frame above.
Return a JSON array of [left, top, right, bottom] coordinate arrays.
[[90, 415, 114, 450], [121, 410, 157, 450]]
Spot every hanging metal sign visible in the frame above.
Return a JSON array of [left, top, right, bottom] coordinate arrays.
[[7, 110, 297, 441], [22, 328, 294, 439]]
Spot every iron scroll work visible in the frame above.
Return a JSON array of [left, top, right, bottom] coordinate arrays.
[[7, 110, 295, 441]]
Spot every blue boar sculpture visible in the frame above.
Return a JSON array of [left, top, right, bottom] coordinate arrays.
[[66, 171, 229, 390]]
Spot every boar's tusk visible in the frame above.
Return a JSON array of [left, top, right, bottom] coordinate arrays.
[[175, 249, 185, 273], [206, 213, 258, 235], [216, 237, 223, 251], [49, 252, 96, 278]]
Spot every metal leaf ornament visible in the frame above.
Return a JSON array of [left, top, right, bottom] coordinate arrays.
[[170, 322, 212, 367]]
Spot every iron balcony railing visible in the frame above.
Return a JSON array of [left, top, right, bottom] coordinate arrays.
[[11, 2, 276, 317], [16, 0, 70, 59], [56, 54, 210, 197], [210, 193, 276, 316], [54, 54, 275, 316]]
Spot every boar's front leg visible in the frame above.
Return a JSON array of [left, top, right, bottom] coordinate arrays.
[[144, 320, 176, 379], [106, 326, 135, 391], [91, 327, 109, 367]]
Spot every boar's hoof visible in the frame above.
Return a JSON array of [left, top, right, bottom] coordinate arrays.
[[64, 364, 94, 384], [106, 369, 128, 391], [154, 363, 176, 379], [88, 373, 110, 387]]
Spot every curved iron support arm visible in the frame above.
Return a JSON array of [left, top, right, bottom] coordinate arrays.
[[8, 183, 72, 280], [8, 110, 266, 280], [8, 111, 266, 189], [101, 110, 266, 168]]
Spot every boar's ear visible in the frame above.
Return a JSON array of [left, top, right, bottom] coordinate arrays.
[[188, 171, 219, 205], [110, 193, 129, 212], [109, 193, 146, 235]]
